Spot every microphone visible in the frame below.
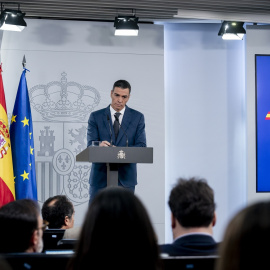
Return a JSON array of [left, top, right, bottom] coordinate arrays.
[[115, 116, 128, 147], [107, 115, 113, 145]]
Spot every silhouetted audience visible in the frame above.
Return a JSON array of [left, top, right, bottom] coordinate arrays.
[[215, 200, 270, 270], [0, 256, 12, 270], [67, 187, 162, 270], [0, 199, 44, 253], [160, 177, 218, 256], [42, 195, 74, 229]]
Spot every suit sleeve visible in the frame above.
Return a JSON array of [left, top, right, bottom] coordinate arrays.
[[87, 112, 100, 147], [133, 113, 147, 147]]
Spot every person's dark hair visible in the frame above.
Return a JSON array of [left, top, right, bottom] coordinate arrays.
[[42, 195, 74, 229], [67, 187, 161, 270], [169, 177, 215, 228], [0, 199, 40, 253], [216, 201, 270, 270], [113, 80, 131, 93]]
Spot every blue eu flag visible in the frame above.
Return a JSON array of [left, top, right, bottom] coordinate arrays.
[[10, 68, 37, 200]]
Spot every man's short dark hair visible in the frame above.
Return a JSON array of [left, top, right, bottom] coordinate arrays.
[[42, 195, 74, 229], [0, 199, 40, 253], [113, 80, 131, 93], [169, 177, 216, 228]]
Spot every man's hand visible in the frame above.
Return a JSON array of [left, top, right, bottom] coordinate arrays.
[[99, 141, 111, 147]]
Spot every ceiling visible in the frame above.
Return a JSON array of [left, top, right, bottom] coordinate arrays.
[[2, 1, 270, 24]]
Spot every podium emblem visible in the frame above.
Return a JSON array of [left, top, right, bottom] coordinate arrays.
[[117, 150, 126, 159]]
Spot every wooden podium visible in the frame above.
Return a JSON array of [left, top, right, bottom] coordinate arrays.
[[76, 147, 153, 187]]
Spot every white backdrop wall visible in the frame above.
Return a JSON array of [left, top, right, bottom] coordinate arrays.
[[0, 20, 252, 245], [164, 23, 247, 242], [0, 19, 165, 243], [246, 25, 270, 203]]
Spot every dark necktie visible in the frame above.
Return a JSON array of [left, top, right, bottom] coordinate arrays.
[[113, 112, 121, 139]]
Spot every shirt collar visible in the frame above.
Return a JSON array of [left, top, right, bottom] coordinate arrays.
[[110, 105, 126, 116], [173, 232, 212, 242]]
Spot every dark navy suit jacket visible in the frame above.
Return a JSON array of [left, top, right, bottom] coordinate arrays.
[[159, 234, 218, 256], [87, 105, 146, 188]]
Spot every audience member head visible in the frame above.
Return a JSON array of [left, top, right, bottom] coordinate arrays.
[[215, 201, 270, 270], [169, 177, 216, 239], [42, 195, 74, 229], [0, 199, 44, 253], [68, 187, 161, 270]]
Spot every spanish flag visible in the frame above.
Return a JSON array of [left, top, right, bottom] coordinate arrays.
[[0, 64, 15, 206], [266, 112, 270, 120]]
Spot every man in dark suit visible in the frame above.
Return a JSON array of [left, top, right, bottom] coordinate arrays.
[[160, 177, 218, 256], [87, 80, 146, 202]]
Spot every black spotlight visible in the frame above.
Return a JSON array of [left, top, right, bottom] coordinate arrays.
[[114, 15, 139, 36], [218, 21, 246, 40], [0, 4, 27, 32]]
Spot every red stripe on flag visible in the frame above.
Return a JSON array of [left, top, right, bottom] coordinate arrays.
[[0, 64, 7, 112], [0, 177, 15, 207]]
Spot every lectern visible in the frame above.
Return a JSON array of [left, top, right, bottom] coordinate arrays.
[[76, 147, 153, 187]]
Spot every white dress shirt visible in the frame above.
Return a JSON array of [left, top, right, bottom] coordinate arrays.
[[110, 105, 125, 125]]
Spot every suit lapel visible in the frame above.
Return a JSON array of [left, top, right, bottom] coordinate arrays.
[[103, 106, 115, 144], [116, 106, 131, 145]]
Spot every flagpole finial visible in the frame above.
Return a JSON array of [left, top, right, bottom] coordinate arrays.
[[22, 55, 26, 68]]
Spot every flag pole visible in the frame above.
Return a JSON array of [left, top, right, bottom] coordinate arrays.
[[22, 55, 26, 68]]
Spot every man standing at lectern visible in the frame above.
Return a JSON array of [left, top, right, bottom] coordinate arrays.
[[87, 80, 146, 203]]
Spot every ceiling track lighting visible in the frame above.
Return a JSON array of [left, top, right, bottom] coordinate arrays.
[[114, 10, 139, 36], [218, 21, 246, 40], [0, 2, 27, 32]]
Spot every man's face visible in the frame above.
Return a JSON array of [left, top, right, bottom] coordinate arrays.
[[35, 215, 44, 253], [110, 87, 130, 112]]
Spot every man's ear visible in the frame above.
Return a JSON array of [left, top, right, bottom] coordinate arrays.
[[28, 229, 39, 252], [171, 213, 176, 229], [212, 212, 217, 227], [64, 216, 70, 226], [31, 230, 39, 245]]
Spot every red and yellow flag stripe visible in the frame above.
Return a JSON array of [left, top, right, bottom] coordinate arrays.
[[0, 64, 15, 207]]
